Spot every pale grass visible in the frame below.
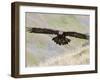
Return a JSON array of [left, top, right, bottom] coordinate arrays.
[[39, 46, 89, 66]]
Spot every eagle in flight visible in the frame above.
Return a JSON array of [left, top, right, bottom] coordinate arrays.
[[26, 27, 89, 45]]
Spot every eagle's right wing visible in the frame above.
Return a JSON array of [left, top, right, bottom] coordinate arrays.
[[26, 27, 59, 35]]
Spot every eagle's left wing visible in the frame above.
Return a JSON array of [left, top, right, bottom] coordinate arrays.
[[63, 32, 89, 40]]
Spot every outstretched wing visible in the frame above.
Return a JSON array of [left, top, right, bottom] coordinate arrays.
[[26, 27, 59, 35], [63, 32, 89, 40], [26, 27, 89, 40]]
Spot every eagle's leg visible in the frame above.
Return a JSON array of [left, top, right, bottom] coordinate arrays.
[[52, 34, 71, 45]]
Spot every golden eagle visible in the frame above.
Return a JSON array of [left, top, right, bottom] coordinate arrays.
[[26, 27, 89, 45]]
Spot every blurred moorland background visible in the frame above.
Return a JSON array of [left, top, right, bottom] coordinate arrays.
[[25, 13, 90, 67]]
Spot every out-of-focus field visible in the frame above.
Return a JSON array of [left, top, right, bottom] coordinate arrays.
[[39, 46, 89, 66], [25, 13, 90, 67]]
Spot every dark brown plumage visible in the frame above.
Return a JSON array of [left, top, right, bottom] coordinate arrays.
[[26, 27, 89, 45]]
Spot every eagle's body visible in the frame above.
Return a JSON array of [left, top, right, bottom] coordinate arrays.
[[26, 27, 89, 45]]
